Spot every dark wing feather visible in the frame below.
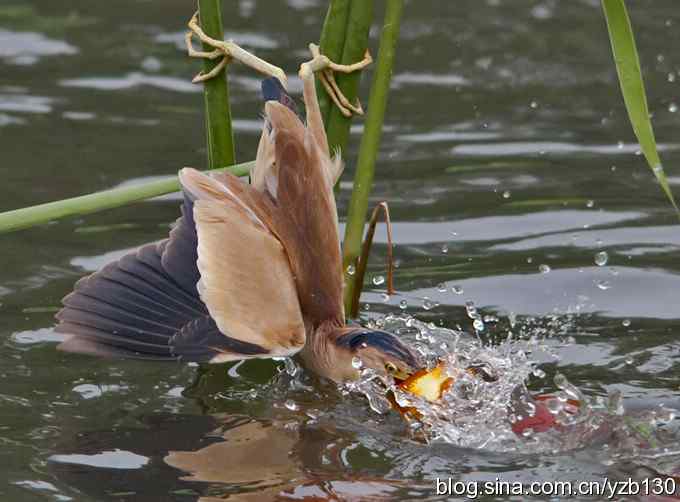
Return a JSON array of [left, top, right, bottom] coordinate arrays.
[[56, 240, 216, 360], [56, 172, 300, 363], [160, 188, 202, 296], [170, 316, 269, 362]]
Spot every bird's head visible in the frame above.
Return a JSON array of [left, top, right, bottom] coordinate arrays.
[[335, 329, 421, 381]]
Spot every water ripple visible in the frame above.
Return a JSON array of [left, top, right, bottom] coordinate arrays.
[[0, 29, 77, 65]]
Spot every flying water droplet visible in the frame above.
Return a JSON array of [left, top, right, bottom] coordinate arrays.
[[502, 190, 511, 199], [594, 251, 608, 267], [451, 285, 464, 295], [399, 299, 408, 310], [441, 243, 449, 254], [372, 275, 385, 286], [422, 297, 435, 310], [545, 398, 562, 415], [284, 357, 299, 377], [473, 319, 485, 332], [622, 319, 631, 327], [346, 264, 356, 276], [607, 390, 625, 416], [533, 368, 546, 378], [539, 264, 551, 274], [351, 357, 363, 369], [465, 301, 478, 319], [284, 399, 299, 411], [669, 102, 678, 113], [437, 283, 447, 293], [595, 279, 611, 290], [586, 200, 594, 208]]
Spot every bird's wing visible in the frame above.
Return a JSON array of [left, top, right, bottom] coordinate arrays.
[[57, 168, 306, 362], [263, 102, 345, 325], [174, 167, 306, 358]]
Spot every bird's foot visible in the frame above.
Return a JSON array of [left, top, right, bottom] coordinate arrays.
[[185, 11, 287, 86], [299, 43, 372, 117]]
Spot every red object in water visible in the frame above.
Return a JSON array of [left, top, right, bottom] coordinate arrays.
[[511, 400, 557, 434], [511, 394, 580, 435]]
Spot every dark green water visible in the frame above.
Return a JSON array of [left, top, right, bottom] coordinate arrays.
[[1, 1, 680, 500]]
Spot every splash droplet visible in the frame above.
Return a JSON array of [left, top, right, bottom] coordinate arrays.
[[622, 319, 631, 327], [351, 357, 363, 369], [594, 251, 608, 267], [284, 399, 299, 411], [465, 300, 478, 319], [346, 264, 356, 276], [586, 200, 594, 208], [441, 243, 449, 254], [533, 368, 546, 378], [451, 285, 464, 295], [539, 264, 551, 274], [399, 299, 408, 310], [437, 283, 447, 293], [502, 190, 511, 199], [595, 279, 611, 290], [372, 275, 385, 286], [473, 318, 485, 331], [669, 102, 678, 113], [422, 297, 435, 310]]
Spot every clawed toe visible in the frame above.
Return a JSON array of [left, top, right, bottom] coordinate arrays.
[[299, 43, 372, 117], [185, 11, 287, 86]]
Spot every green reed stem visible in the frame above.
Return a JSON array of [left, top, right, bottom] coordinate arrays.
[[342, 0, 403, 317], [198, 0, 236, 169], [324, 1, 374, 156], [0, 162, 253, 234], [317, 0, 351, 125], [601, 0, 679, 213]]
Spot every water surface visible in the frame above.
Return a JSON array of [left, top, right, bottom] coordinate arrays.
[[1, 0, 680, 500]]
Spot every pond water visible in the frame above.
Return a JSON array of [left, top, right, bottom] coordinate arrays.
[[1, 0, 680, 500]]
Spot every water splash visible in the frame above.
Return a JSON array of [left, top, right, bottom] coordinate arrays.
[[344, 315, 678, 455]]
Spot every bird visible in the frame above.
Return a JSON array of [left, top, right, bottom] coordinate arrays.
[[54, 45, 421, 384]]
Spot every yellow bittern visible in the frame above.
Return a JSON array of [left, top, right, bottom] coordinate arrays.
[[55, 33, 420, 383]]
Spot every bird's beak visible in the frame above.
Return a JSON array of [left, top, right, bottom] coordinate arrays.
[[392, 368, 414, 383]]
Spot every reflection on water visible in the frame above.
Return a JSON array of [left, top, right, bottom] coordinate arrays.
[[2, 0, 680, 500]]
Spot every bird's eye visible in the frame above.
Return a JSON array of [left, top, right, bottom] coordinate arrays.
[[385, 362, 398, 374]]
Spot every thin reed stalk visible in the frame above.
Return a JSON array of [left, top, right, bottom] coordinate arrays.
[[324, 1, 374, 155], [198, 0, 236, 169], [0, 163, 253, 234], [316, 0, 351, 125], [342, 0, 403, 316]]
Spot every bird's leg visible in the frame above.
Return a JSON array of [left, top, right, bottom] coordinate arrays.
[[185, 11, 287, 86], [350, 202, 395, 317], [299, 43, 372, 119]]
